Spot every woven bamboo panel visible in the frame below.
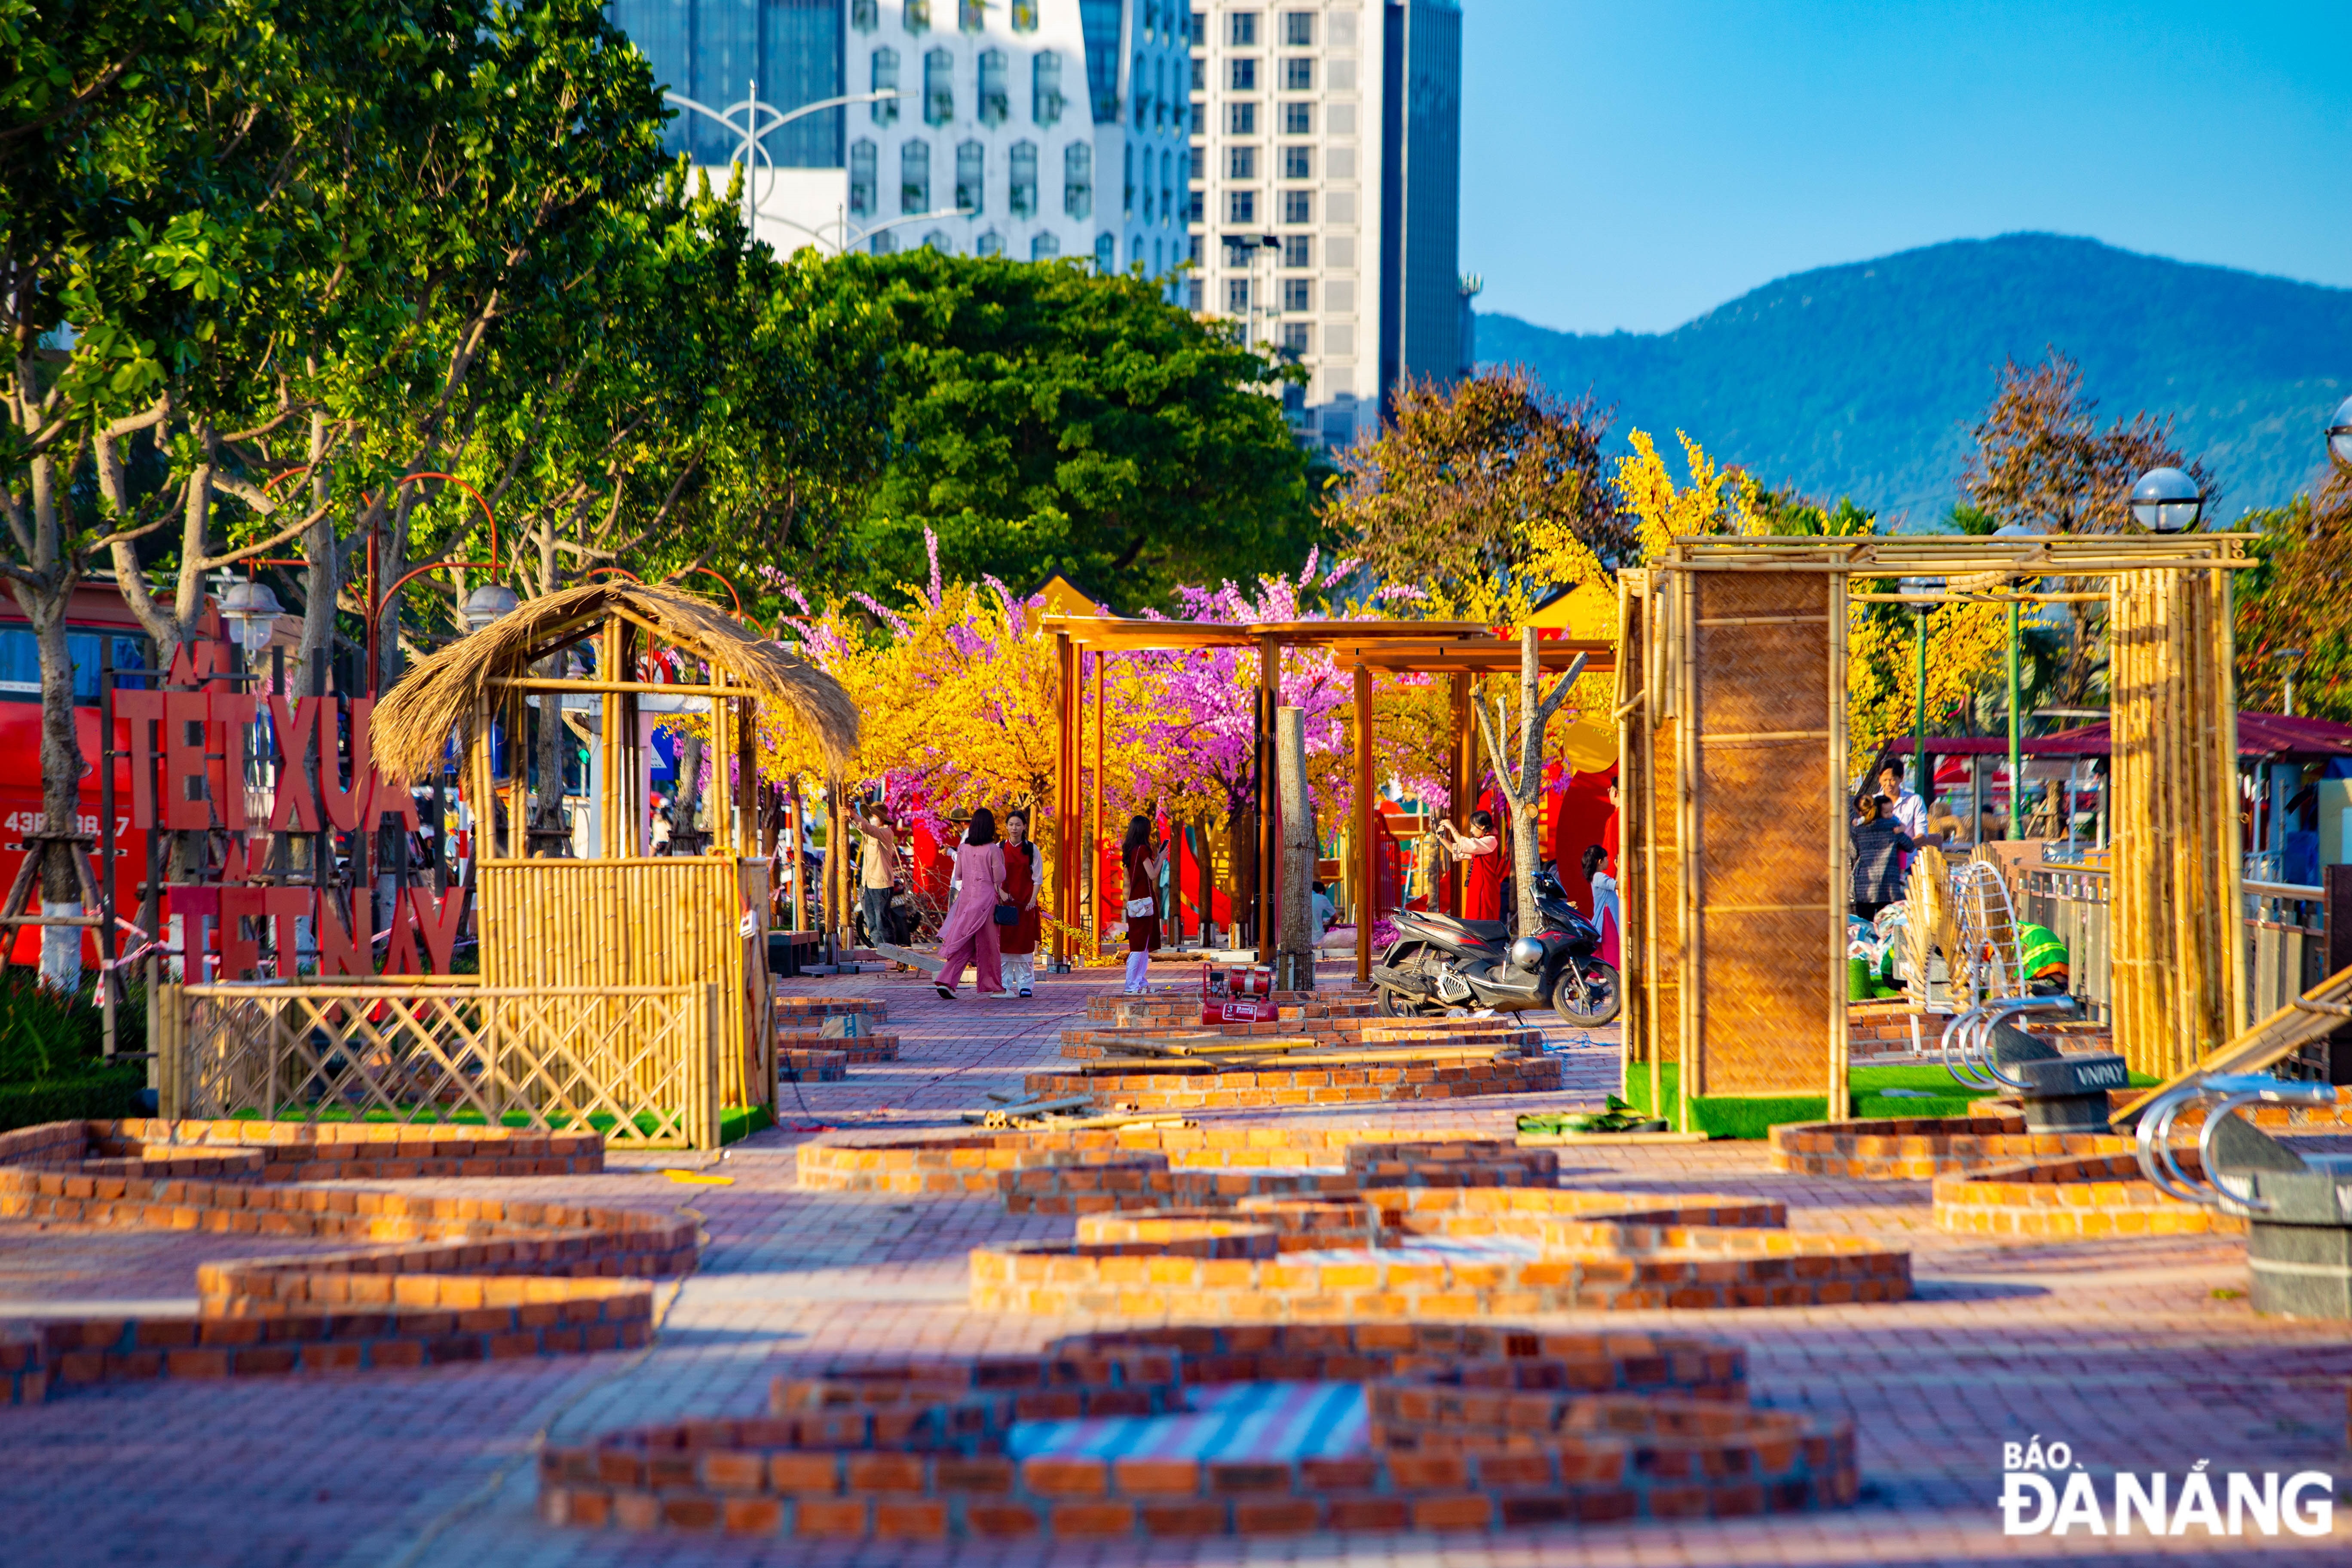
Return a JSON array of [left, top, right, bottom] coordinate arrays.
[[1617, 573, 1679, 1067], [479, 857, 771, 1111], [2109, 570, 2243, 1078], [1686, 569, 1837, 1099]]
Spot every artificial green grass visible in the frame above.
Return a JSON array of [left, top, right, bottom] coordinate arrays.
[[220, 1101, 775, 1145], [1617, 1061, 2159, 1139]]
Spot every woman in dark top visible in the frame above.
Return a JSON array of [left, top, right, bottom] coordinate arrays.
[[1850, 791, 1922, 921], [1118, 814, 1164, 994]]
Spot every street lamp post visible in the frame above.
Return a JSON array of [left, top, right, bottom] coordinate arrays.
[[665, 85, 900, 239], [1898, 576, 1943, 801], [2278, 647, 2305, 718]]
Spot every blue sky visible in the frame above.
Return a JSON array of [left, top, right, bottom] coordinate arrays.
[[1463, 1, 2352, 333]]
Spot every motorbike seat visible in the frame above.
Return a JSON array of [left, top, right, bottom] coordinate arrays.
[[1427, 916, 1510, 942]]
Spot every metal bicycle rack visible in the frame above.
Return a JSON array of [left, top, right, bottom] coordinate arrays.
[[2129, 1072, 2352, 1319], [1939, 996, 2079, 1091], [1937, 995, 2131, 1131]]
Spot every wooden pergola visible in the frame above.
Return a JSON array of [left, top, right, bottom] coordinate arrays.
[[1041, 616, 1616, 980]]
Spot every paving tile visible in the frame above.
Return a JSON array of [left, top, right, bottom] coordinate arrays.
[[3, 960, 2348, 1566]]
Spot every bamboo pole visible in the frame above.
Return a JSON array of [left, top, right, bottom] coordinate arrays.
[[1052, 631, 1072, 965], [2212, 560, 2248, 1035], [1675, 560, 1699, 1130], [1353, 663, 1375, 986], [1091, 649, 1105, 953], [600, 616, 622, 859], [1826, 571, 1851, 1120]]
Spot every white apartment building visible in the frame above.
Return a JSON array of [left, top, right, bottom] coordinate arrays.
[[605, 2, 1464, 445], [610, 2, 1189, 278], [1185, 0, 1464, 447]]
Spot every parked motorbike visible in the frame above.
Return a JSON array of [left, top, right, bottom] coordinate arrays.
[[1370, 864, 1621, 1025]]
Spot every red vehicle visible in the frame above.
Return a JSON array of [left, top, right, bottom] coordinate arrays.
[[0, 584, 151, 968]]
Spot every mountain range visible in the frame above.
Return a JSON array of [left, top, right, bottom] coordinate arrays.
[[1474, 233, 2352, 526]]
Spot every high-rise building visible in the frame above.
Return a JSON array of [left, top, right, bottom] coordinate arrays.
[[606, 2, 1188, 275], [1186, 0, 1462, 447]]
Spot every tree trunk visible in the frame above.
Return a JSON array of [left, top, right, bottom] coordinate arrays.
[[1472, 629, 1588, 937], [1273, 706, 1314, 989]]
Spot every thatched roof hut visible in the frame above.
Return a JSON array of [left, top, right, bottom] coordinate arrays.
[[371, 580, 857, 782]]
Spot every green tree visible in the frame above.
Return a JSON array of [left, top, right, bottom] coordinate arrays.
[[2234, 474, 2352, 721], [1960, 350, 2215, 707], [846, 250, 1321, 609], [1327, 367, 1621, 604]]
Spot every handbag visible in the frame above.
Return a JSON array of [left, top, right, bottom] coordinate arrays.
[[992, 902, 1021, 926], [1124, 895, 1158, 919]]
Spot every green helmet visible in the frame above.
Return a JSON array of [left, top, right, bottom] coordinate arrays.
[[2017, 921, 2068, 979]]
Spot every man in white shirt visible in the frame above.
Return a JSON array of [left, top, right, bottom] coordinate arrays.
[[1877, 763, 1929, 839]]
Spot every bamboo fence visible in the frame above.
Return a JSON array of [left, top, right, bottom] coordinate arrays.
[[478, 857, 771, 1111], [159, 980, 722, 1148]]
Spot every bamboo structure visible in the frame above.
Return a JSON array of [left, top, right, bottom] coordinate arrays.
[[370, 582, 856, 1120], [2108, 566, 2247, 1078], [1038, 616, 1611, 966], [1615, 534, 2253, 1116]]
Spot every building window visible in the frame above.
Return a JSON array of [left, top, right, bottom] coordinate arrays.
[[1123, 144, 1133, 218], [1281, 234, 1310, 267], [1189, 10, 1205, 46], [1282, 101, 1311, 134], [1009, 140, 1037, 217], [978, 49, 1008, 125], [872, 49, 901, 123], [1154, 57, 1168, 129], [1191, 57, 1204, 91], [1227, 146, 1256, 179], [1228, 102, 1256, 134], [1188, 235, 1203, 265], [850, 139, 878, 217], [1187, 276, 1203, 309], [871, 230, 899, 254], [1282, 279, 1311, 312], [1229, 12, 1257, 45], [1282, 10, 1312, 46], [1192, 101, 1206, 132], [1132, 51, 1148, 129], [1229, 58, 1256, 90], [1130, 233, 1145, 267], [1159, 150, 1173, 227], [1186, 190, 1203, 222], [1281, 145, 1311, 179], [1190, 145, 1205, 179], [1010, 0, 1038, 31], [1064, 142, 1092, 217], [924, 228, 951, 251], [1227, 190, 1255, 222], [1280, 322, 1309, 355], [1093, 233, 1115, 272], [924, 48, 953, 124], [853, 0, 879, 31], [959, 0, 983, 31], [1153, 237, 1163, 272], [1283, 58, 1312, 90], [956, 140, 985, 213], [977, 228, 1003, 256], [903, 0, 928, 33], [1033, 52, 1063, 124], [1226, 278, 1250, 312], [901, 141, 930, 213], [1281, 190, 1310, 224], [1032, 231, 1060, 260]]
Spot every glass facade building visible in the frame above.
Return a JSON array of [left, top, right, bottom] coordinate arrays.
[[606, 0, 848, 168]]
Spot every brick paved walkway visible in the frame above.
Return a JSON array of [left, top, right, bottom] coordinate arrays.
[[3, 961, 2347, 1565]]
